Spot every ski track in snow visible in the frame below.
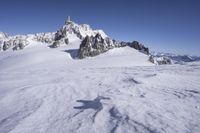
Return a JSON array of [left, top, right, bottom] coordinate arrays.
[[0, 44, 200, 133]]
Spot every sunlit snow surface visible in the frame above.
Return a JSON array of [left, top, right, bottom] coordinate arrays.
[[0, 41, 200, 133]]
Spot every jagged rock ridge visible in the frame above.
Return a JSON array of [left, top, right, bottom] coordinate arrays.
[[51, 19, 107, 48], [78, 33, 149, 59]]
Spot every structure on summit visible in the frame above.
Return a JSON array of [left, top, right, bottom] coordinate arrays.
[[66, 16, 72, 24]]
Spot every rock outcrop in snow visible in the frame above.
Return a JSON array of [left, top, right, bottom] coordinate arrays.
[[127, 41, 149, 55], [34, 32, 55, 44], [149, 55, 172, 65], [0, 32, 9, 51], [78, 34, 125, 59], [77, 34, 150, 59], [12, 38, 30, 50], [0, 33, 30, 51]]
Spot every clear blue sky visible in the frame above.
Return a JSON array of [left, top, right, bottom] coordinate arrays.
[[0, 0, 200, 55]]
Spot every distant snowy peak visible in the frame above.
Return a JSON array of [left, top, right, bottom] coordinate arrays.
[[151, 52, 200, 63], [65, 20, 107, 38]]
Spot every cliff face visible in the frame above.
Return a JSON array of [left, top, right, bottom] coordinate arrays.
[[50, 20, 108, 48], [78, 34, 125, 59], [78, 34, 149, 59]]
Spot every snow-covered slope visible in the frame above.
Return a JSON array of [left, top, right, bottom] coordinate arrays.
[[0, 18, 200, 133], [82, 47, 153, 67], [0, 38, 152, 71], [0, 37, 200, 133]]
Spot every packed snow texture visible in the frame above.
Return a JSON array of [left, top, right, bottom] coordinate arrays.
[[0, 39, 200, 133]]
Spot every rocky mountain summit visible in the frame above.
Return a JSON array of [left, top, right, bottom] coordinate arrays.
[[51, 17, 107, 48]]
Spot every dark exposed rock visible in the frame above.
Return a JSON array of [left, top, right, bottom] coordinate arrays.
[[149, 56, 155, 64], [51, 41, 60, 48], [64, 38, 69, 45], [3, 41, 12, 51], [55, 31, 64, 41], [12, 39, 29, 50], [157, 57, 172, 65], [0, 32, 9, 51], [78, 34, 150, 59], [127, 41, 149, 55], [78, 36, 92, 59], [78, 34, 119, 59]]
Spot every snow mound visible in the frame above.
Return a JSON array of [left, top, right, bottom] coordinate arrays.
[[82, 46, 153, 67]]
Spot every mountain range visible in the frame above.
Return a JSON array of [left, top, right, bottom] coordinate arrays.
[[0, 18, 199, 65]]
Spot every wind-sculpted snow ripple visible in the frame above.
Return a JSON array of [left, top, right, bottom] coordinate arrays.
[[0, 98, 42, 133], [0, 56, 200, 132]]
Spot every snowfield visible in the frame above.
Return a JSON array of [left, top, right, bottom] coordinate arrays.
[[0, 40, 200, 133]]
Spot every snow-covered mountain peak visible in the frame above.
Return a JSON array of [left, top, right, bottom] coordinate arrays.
[[151, 52, 200, 64], [59, 18, 108, 40], [0, 32, 8, 39]]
